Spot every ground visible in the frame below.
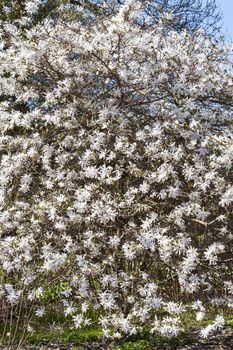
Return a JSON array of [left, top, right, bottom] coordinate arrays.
[[0, 326, 232, 350]]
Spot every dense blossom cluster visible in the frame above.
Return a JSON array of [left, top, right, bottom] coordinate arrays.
[[0, 0, 233, 340]]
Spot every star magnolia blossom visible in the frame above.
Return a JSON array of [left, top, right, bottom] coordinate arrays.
[[0, 0, 233, 339]]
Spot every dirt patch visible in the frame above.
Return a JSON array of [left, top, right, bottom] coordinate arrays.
[[176, 326, 233, 350]]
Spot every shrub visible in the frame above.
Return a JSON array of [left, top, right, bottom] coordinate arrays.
[[0, 0, 233, 343]]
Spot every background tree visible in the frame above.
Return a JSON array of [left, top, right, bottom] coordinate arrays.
[[144, 0, 222, 36]]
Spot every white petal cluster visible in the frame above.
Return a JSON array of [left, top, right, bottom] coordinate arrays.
[[200, 315, 224, 338]]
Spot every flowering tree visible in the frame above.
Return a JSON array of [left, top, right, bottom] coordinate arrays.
[[0, 0, 233, 343], [143, 0, 222, 35], [0, 0, 222, 36]]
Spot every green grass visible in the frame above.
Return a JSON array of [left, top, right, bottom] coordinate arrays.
[[27, 326, 103, 345], [225, 314, 233, 326], [106, 325, 195, 350], [0, 321, 195, 349], [0, 308, 103, 347], [1, 309, 232, 349], [112, 340, 151, 350]]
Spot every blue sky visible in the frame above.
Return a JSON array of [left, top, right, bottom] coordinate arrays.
[[216, 0, 233, 41]]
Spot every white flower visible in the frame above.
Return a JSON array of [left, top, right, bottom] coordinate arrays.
[[73, 314, 84, 328], [42, 253, 67, 271], [204, 243, 225, 265], [220, 186, 233, 206], [27, 325, 34, 333], [5, 285, 22, 304], [84, 166, 98, 178], [99, 291, 115, 310], [35, 307, 45, 317], [122, 243, 136, 260], [109, 235, 120, 248], [19, 174, 32, 193], [64, 304, 77, 316], [200, 324, 213, 338], [25, 0, 41, 14], [196, 311, 205, 321], [200, 315, 224, 338]]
